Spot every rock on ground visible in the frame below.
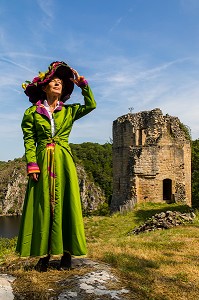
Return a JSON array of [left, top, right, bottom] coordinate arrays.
[[0, 274, 15, 300], [57, 258, 130, 300]]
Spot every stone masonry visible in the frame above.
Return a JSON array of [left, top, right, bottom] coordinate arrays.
[[111, 108, 191, 212]]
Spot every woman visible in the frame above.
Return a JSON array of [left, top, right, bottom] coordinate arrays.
[[16, 61, 96, 271]]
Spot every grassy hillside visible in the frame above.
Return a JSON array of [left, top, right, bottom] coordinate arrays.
[[0, 202, 199, 299]]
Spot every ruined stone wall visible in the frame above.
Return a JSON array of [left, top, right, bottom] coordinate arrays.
[[111, 108, 191, 212], [112, 119, 136, 210]]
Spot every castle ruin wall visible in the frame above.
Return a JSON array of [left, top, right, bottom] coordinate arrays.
[[111, 108, 191, 212]]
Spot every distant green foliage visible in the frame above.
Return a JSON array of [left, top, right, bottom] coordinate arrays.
[[179, 122, 192, 141], [192, 139, 199, 208], [70, 142, 112, 203], [93, 202, 110, 216]]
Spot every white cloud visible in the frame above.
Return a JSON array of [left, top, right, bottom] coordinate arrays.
[[109, 17, 123, 33], [36, 0, 54, 28], [38, 0, 54, 17], [83, 54, 199, 141]]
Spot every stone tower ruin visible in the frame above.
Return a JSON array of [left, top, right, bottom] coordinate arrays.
[[111, 108, 191, 212]]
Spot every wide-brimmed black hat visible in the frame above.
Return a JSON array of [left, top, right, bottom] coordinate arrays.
[[22, 61, 74, 103]]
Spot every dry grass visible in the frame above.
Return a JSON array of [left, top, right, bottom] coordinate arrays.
[[12, 268, 94, 299], [0, 255, 94, 299], [84, 203, 199, 300], [0, 202, 199, 299]]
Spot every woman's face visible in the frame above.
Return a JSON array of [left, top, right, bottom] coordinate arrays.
[[42, 76, 63, 97]]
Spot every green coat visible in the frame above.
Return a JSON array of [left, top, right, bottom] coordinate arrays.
[[16, 85, 96, 257]]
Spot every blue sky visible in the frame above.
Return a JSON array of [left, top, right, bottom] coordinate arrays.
[[1, 0, 199, 161]]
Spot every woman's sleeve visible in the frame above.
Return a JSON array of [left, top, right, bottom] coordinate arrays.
[[72, 83, 96, 121], [21, 108, 40, 175]]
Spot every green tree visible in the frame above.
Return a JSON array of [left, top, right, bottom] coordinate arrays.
[[191, 139, 199, 208], [70, 142, 113, 204]]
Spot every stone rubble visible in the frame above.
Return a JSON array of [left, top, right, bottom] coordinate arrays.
[[129, 211, 196, 235]]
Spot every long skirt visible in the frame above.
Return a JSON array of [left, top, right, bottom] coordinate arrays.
[[16, 143, 87, 257]]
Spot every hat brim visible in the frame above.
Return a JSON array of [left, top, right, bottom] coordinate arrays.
[[25, 62, 74, 103]]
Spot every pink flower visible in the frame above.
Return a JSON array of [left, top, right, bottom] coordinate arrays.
[[32, 76, 40, 83]]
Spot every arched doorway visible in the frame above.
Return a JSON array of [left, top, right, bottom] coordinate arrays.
[[163, 179, 172, 202]]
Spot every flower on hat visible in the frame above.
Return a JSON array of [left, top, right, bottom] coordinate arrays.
[[22, 67, 50, 90], [22, 80, 31, 90], [38, 71, 46, 80]]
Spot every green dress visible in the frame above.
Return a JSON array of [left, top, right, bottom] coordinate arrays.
[[16, 85, 96, 257]]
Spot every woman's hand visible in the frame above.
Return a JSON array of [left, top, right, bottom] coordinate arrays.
[[70, 68, 88, 87], [29, 173, 39, 182]]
